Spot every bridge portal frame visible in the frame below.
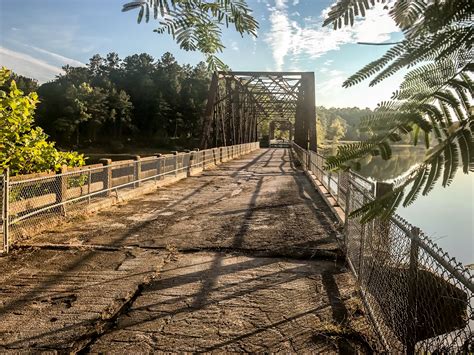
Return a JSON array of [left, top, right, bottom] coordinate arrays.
[[201, 71, 316, 151]]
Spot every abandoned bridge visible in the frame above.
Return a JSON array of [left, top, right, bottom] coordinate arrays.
[[0, 72, 472, 353], [0, 147, 376, 352]]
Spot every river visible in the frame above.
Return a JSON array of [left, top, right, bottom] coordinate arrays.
[[355, 147, 473, 265]]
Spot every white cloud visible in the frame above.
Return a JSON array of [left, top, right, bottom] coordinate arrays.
[[0, 44, 85, 83], [24, 44, 85, 67], [315, 69, 405, 108], [323, 59, 333, 66], [266, 10, 292, 70], [265, 1, 399, 70], [230, 41, 239, 51], [0, 47, 63, 82], [275, 0, 287, 9], [292, 0, 299, 5]]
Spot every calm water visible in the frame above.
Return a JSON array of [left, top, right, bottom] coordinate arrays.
[[356, 148, 473, 265]]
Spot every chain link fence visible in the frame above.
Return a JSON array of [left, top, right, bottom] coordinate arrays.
[[2, 142, 260, 248], [292, 142, 473, 353], [0, 172, 6, 253]]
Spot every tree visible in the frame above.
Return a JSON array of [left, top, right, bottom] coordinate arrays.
[[106, 88, 133, 139], [328, 116, 347, 143], [323, 0, 473, 221], [0, 72, 39, 94], [122, 0, 258, 70], [35, 52, 210, 149], [316, 116, 326, 146], [0, 67, 84, 176]]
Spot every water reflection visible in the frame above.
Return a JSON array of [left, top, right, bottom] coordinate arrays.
[[324, 146, 473, 264], [357, 147, 426, 181]]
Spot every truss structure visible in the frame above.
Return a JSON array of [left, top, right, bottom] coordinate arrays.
[[269, 119, 293, 141], [201, 71, 316, 151]]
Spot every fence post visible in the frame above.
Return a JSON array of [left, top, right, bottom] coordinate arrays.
[[188, 151, 195, 177], [171, 151, 178, 177], [358, 194, 367, 279], [343, 181, 351, 247], [87, 168, 92, 204], [133, 155, 141, 187], [336, 171, 341, 206], [99, 158, 112, 196], [3, 168, 9, 253], [407, 227, 420, 355], [57, 165, 68, 215], [375, 182, 393, 257], [306, 150, 310, 171], [192, 148, 200, 169], [155, 154, 162, 182]]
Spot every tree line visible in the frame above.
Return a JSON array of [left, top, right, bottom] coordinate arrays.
[[10, 56, 378, 154], [29, 52, 211, 152], [316, 106, 387, 145]]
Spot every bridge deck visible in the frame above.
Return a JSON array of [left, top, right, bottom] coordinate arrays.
[[0, 149, 375, 352]]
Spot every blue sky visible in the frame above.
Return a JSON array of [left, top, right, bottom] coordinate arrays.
[[0, 0, 405, 108]]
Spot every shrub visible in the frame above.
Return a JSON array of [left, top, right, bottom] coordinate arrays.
[[0, 67, 85, 176]]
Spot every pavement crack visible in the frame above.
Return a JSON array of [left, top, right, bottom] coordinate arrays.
[[71, 252, 176, 354], [12, 243, 344, 262]]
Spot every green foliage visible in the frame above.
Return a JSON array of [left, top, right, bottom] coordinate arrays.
[[0, 67, 84, 176], [327, 116, 348, 143], [122, 0, 258, 71], [35, 52, 210, 150], [323, 0, 473, 221], [316, 106, 376, 144], [0, 71, 39, 94]]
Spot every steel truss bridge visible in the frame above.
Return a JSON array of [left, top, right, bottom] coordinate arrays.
[[200, 71, 316, 151]]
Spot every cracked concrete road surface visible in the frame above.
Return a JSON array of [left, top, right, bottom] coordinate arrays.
[[0, 148, 376, 353]]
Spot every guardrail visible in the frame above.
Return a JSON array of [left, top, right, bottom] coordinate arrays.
[[0, 142, 260, 252], [292, 142, 473, 353]]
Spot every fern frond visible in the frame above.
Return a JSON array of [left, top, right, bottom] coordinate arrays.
[[322, 0, 386, 30], [389, 0, 427, 30], [458, 128, 473, 173], [343, 42, 406, 87], [403, 165, 429, 206], [325, 141, 379, 169], [124, 0, 258, 59], [442, 139, 459, 186], [422, 154, 443, 195]]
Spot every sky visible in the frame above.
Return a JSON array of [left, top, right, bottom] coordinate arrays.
[[0, 0, 405, 108]]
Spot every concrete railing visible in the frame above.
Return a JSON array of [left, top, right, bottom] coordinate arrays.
[[0, 142, 260, 252]]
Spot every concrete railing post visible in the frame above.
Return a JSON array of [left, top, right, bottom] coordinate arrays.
[[155, 154, 162, 182], [171, 151, 178, 177], [133, 155, 141, 187], [188, 151, 195, 176], [99, 158, 112, 197], [192, 148, 200, 169], [57, 165, 68, 215]]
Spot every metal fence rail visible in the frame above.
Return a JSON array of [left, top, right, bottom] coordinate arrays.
[[1, 142, 260, 251], [292, 142, 473, 353]]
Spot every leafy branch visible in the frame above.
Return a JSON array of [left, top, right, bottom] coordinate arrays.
[[323, 0, 473, 221], [122, 0, 258, 71]]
